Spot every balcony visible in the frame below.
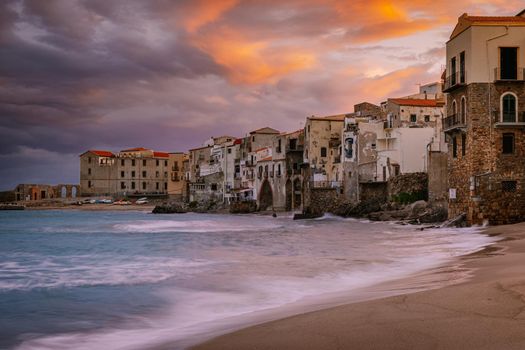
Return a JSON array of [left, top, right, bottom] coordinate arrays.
[[494, 67, 525, 82], [310, 181, 342, 189], [171, 165, 179, 171], [443, 71, 466, 92], [494, 111, 525, 128], [443, 114, 466, 133]]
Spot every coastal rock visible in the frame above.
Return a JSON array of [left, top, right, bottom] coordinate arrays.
[[230, 201, 257, 214], [152, 203, 187, 214]]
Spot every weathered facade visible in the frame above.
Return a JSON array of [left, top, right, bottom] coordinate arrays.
[[79, 148, 171, 197], [444, 10, 525, 225], [13, 183, 79, 201]]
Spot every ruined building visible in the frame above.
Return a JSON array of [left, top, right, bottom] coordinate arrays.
[[444, 10, 525, 225]]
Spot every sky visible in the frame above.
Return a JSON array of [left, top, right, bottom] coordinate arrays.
[[0, 0, 523, 190]]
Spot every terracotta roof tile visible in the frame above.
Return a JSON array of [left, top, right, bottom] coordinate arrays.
[[388, 98, 444, 107], [121, 147, 148, 152], [153, 151, 169, 158], [88, 150, 115, 157]]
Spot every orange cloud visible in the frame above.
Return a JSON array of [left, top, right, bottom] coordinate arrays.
[[180, 0, 238, 33], [191, 28, 316, 84]]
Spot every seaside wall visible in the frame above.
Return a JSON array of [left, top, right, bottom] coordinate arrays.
[[428, 151, 449, 204], [388, 173, 428, 203]]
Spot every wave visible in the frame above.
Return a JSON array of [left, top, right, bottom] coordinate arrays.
[[0, 256, 214, 291], [113, 219, 283, 233]]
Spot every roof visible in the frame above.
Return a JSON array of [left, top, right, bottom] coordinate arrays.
[[388, 98, 444, 107], [153, 151, 169, 158], [450, 12, 525, 40], [281, 129, 304, 136], [233, 138, 243, 145], [81, 150, 115, 157], [309, 114, 347, 122], [259, 156, 273, 162], [249, 127, 280, 135], [121, 147, 148, 152], [188, 145, 212, 152]]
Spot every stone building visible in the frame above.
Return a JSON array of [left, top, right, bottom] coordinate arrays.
[[79, 148, 170, 197], [167, 152, 187, 201], [253, 130, 304, 211], [304, 114, 345, 189], [444, 10, 525, 225], [13, 183, 79, 201]]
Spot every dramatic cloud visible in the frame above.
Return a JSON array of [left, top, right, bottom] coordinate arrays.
[[0, 0, 523, 189]]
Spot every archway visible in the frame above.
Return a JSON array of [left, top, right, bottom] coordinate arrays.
[[293, 178, 302, 210], [71, 187, 77, 198], [258, 180, 273, 211], [285, 179, 292, 211], [61, 186, 67, 198]]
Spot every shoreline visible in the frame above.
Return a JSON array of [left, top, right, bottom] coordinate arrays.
[[190, 223, 525, 350]]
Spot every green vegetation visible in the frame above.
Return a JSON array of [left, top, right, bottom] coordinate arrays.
[[391, 190, 428, 204]]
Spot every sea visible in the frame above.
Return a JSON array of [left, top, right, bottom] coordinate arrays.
[[0, 210, 498, 350]]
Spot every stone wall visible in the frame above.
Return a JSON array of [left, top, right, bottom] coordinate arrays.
[[388, 172, 428, 203], [447, 82, 525, 225], [306, 188, 341, 216], [427, 151, 448, 204], [359, 182, 388, 202]]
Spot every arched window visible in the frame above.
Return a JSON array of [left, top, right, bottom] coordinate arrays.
[[460, 97, 467, 124], [501, 93, 517, 123], [452, 100, 457, 117]]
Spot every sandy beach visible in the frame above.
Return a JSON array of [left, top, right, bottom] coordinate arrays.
[[192, 223, 525, 350]]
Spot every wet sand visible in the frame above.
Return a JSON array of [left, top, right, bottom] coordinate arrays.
[[192, 223, 525, 350]]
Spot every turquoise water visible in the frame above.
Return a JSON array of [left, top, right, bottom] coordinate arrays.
[[0, 210, 497, 349]]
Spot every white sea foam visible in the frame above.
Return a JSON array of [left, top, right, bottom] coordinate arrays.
[[0, 256, 214, 291], [113, 219, 283, 233]]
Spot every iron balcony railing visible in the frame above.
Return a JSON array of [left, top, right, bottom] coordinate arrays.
[[443, 114, 466, 132], [494, 67, 525, 81], [310, 181, 342, 189], [443, 71, 466, 92]]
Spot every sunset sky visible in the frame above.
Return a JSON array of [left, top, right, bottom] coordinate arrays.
[[1, 0, 523, 189]]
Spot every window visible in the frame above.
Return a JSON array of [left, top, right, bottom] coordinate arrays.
[[156, 171, 159, 178], [461, 134, 466, 156], [228, 148, 232, 154], [164, 160, 168, 166], [121, 171, 125, 178], [424, 115, 430, 122], [121, 159, 125, 166], [452, 136, 457, 158], [156, 160, 159, 166], [502, 181, 517, 192], [131, 171, 136, 178], [88, 157, 92, 164], [121, 182, 126, 189], [460, 97, 467, 124], [164, 172, 167, 177], [289, 139, 297, 150], [88, 168, 91, 175], [451, 56, 457, 85], [452, 100, 457, 117], [142, 171, 147, 177], [131, 182, 135, 189], [502, 93, 517, 123], [164, 182, 167, 190], [500, 47, 518, 80], [211, 183, 218, 191], [410, 114, 417, 123], [502, 133, 515, 154], [131, 159, 136, 166], [142, 182, 146, 190], [252, 136, 255, 142], [88, 180, 91, 188], [320, 147, 327, 157], [143, 159, 147, 166], [156, 182, 159, 190], [459, 51, 465, 83], [277, 164, 281, 176]]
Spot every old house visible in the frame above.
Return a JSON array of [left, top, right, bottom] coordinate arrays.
[[444, 10, 525, 225], [167, 152, 187, 201], [304, 114, 345, 188], [79, 147, 170, 197]]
